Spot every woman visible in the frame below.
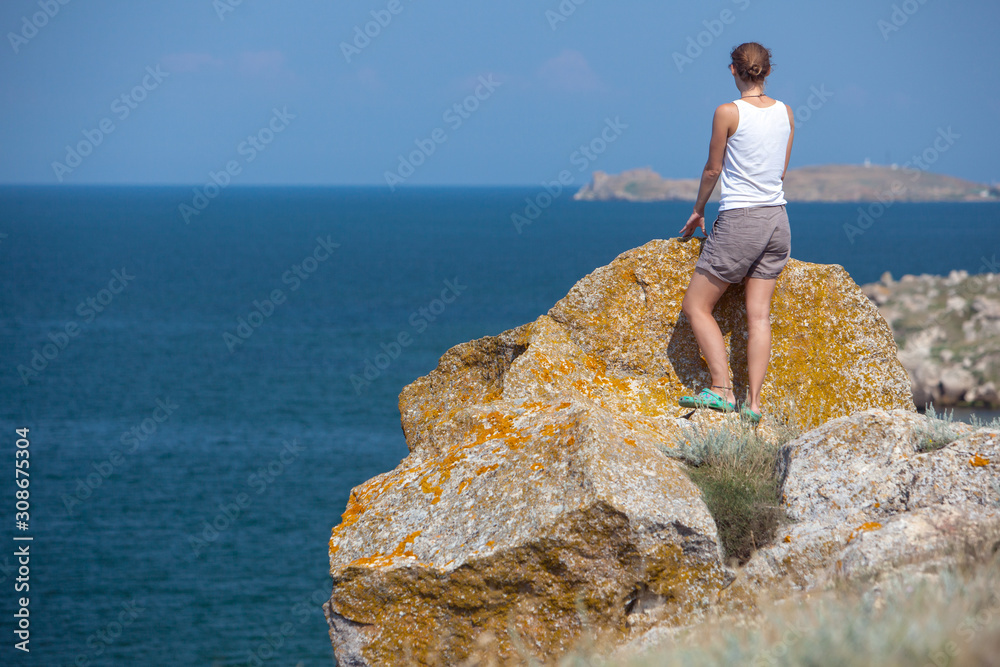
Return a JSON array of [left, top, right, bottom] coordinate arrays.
[[677, 42, 794, 424]]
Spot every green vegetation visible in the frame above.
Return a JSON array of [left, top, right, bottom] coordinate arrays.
[[659, 419, 797, 564], [967, 412, 1000, 431], [916, 405, 963, 452]]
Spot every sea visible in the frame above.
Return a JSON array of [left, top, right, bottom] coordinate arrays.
[[1, 187, 998, 666]]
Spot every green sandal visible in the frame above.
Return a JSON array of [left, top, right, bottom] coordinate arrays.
[[740, 405, 762, 424], [678, 387, 736, 412]]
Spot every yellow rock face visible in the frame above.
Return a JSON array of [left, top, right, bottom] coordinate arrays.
[[326, 238, 914, 665], [400, 238, 913, 459], [542, 238, 914, 428]]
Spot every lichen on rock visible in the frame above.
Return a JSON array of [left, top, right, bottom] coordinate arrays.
[[325, 238, 915, 665], [736, 408, 1000, 595]]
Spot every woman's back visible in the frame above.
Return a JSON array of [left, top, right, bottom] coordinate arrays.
[[719, 98, 791, 211], [677, 40, 794, 421]]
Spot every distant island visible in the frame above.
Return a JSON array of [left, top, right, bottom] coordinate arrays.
[[574, 165, 1000, 203]]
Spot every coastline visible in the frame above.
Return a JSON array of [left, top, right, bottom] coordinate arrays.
[[575, 165, 1000, 203], [861, 269, 1000, 410]]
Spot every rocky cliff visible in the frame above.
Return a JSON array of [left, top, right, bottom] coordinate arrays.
[[574, 166, 999, 203], [862, 270, 1000, 409], [618, 407, 1000, 662], [740, 409, 999, 593], [324, 238, 917, 665]]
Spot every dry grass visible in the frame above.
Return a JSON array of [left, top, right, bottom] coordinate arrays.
[[457, 550, 1000, 667], [659, 417, 800, 564], [616, 551, 1000, 667]]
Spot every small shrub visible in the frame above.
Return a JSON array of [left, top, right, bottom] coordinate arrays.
[[968, 413, 1000, 430], [915, 405, 961, 452], [661, 421, 784, 564]]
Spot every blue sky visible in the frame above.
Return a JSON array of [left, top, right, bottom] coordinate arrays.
[[1, 0, 997, 186]]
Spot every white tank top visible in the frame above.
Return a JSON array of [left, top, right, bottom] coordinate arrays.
[[718, 98, 791, 211]]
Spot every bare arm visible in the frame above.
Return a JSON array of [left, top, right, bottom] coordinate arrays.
[[781, 103, 795, 180], [680, 103, 738, 237]]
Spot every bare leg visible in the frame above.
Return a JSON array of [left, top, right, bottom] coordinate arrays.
[[744, 277, 778, 413], [681, 268, 735, 405]]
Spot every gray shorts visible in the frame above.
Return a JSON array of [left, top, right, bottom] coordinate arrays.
[[695, 204, 791, 283]]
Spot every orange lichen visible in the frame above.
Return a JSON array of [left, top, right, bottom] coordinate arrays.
[[970, 454, 990, 467], [531, 362, 555, 384], [328, 242, 921, 662], [347, 530, 423, 569], [419, 474, 444, 504], [401, 405, 580, 506], [411, 411, 521, 504], [330, 489, 369, 552], [847, 521, 882, 543]]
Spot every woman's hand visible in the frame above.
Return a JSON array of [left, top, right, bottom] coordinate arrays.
[[679, 211, 706, 238]]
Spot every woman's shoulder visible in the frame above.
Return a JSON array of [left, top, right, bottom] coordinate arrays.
[[713, 102, 740, 137], [713, 102, 740, 126], [714, 101, 740, 117]]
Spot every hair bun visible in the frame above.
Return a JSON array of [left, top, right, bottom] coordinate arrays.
[[730, 42, 772, 82]]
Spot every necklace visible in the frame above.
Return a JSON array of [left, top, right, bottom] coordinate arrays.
[[741, 93, 766, 98]]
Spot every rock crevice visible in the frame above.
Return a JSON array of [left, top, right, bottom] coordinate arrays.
[[735, 409, 1000, 598]]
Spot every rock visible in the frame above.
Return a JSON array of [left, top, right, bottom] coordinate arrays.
[[862, 270, 1000, 408], [734, 409, 1000, 595], [940, 367, 976, 404], [972, 294, 1000, 319], [946, 295, 967, 313], [945, 269, 969, 286], [970, 382, 999, 407], [324, 397, 731, 666], [325, 239, 914, 665], [615, 408, 1000, 660], [897, 351, 942, 408], [573, 168, 704, 202], [864, 283, 892, 306]]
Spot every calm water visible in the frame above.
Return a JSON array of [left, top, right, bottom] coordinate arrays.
[[1, 187, 998, 665]]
